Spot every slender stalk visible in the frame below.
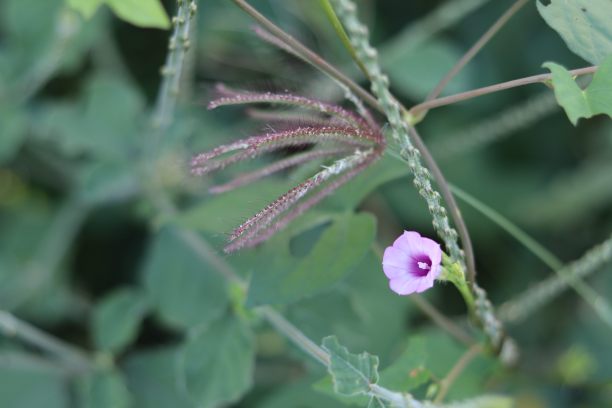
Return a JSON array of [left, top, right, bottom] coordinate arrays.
[[412, 66, 598, 114], [153, 0, 197, 130], [258, 306, 330, 366], [450, 186, 612, 328], [425, 0, 530, 102], [318, 0, 369, 78], [501, 234, 612, 324], [409, 127, 476, 283], [231, 0, 380, 111], [434, 344, 483, 403], [0, 310, 92, 373]]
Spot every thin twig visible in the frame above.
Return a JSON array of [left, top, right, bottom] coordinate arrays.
[[231, 0, 380, 111], [412, 66, 598, 114], [434, 343, 483, 403], [425, 0, 530, 102], [0, 310, 92, 373]]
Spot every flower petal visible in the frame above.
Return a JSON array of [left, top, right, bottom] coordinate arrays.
[[382, 264, 406, 280], [389, 277, 421, 295], [382, 246, 409, 269]]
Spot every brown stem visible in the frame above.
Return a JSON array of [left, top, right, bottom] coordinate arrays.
[[434, 343, 483, 403], [426, 0, 530, 102], [412, 66, 598, 114], [231, 0, 380, 110]]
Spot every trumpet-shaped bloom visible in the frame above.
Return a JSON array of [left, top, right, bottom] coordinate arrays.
[[382, 231, 442, 295]]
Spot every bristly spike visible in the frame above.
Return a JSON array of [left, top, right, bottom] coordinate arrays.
[[209, 147, 349, 194], [208, 84, 372, 130], [224, 147, 383, 253], [191, 86, 385, 251]]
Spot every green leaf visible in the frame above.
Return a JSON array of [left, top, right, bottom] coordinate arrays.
[[378, 337, 430, 392], [324, 155, 409, 210], [77, 368, 132, 408], [123, 347, 194, 408], [66, 0, 103, 18], [67, 0, 170, 29], [246, 212, 376, 306], [321, 336, 379, 397], [537, 0, 612, 64], [174, 180, 292, 234], [142, 228, 228, 331], [0, 350, 69, 408], [382, 38, 475, 99], [106, 0, 170, 29], [177, 316, 255, 407], [544, 56, 612, 125], [92, 287, 150, 353]]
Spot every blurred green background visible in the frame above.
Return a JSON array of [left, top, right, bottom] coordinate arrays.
[[0, 0, 611, 407]]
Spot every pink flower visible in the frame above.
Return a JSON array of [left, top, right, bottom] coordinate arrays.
[[382, 231, 442, 295]]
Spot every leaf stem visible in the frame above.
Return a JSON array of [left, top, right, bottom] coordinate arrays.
[[412, 66, 598, 114], [425, 0, 530, 102], [0, 310, 92, 373], [434, 343, 483, 403]]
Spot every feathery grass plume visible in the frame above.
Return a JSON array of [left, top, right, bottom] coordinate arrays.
[[191, 86, 385, 253]]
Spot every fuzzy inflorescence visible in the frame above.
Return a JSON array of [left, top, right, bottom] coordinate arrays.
[[191, 85, 385, 253]]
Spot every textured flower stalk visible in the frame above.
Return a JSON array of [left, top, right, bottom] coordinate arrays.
[[192, 87, 384, 253], [330, 0, 464, 269], [332, 0, 511, 355]]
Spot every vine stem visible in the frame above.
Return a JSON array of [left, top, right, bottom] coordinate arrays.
[[231, 0, 380, 111], [0, 310, 92, 373], [434, 343, 483, 403], [425, 0, 530, 102], [411, 66, 598, 114]]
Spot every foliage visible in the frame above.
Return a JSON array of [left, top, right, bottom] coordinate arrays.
[[0, 0, 611, 407]]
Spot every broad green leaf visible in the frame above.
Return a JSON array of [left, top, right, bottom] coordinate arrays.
[[142, 228, 228, 331], [66, 0, 103, 18], [174, 180, 292, 234], [92, 287, 150, 353], [544, 56, 612, 125], [106, 0, 170, 29], [324, 155, 409, 210], [35, 74, 145, 160], [537, 0, 612, 64], [0, 350, 68, 408], [77, 368, 132, 408], [321, 336, 379, 397], [67, 0, 170, 29], [378, 337, 430, 392], [177, 316, 255, 407], [246, 212, 376, 306], [382, 38, 475, 99], [123, 347, 193, 408]]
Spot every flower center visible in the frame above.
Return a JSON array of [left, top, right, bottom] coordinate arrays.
[[410, 254, 432, 277]]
